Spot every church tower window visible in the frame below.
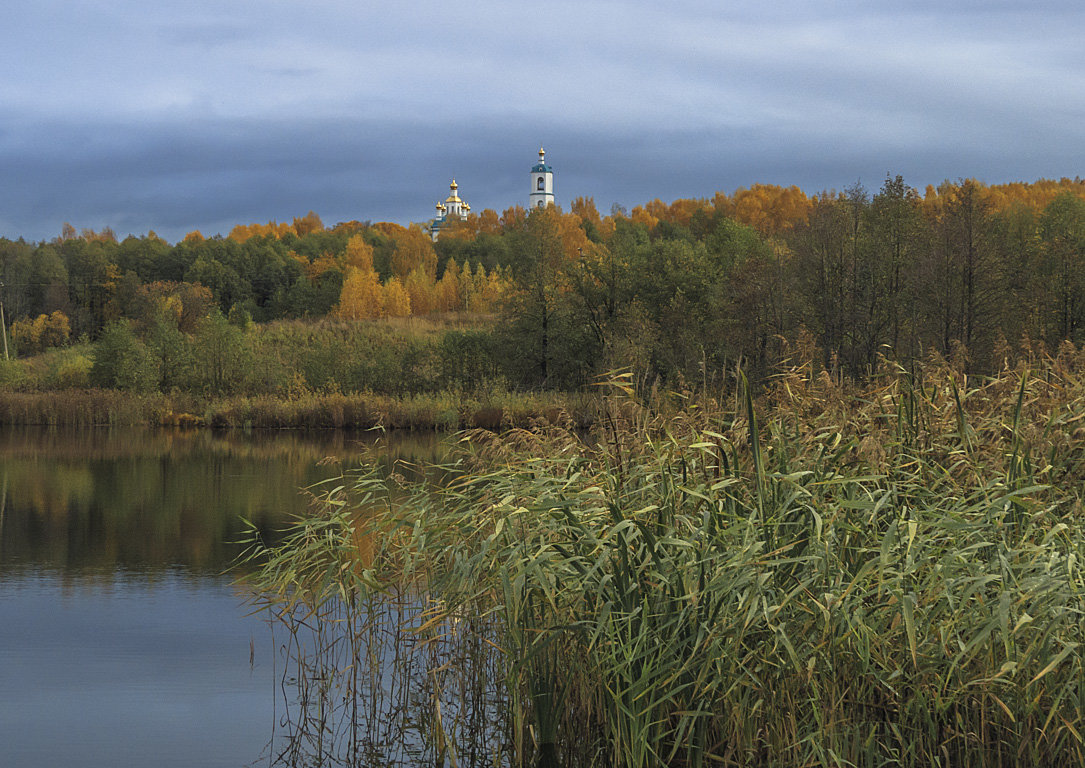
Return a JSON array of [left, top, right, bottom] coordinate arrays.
[[529, 147, 555, 209]]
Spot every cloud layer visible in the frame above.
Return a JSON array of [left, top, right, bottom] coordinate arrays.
[[1, 1, 1083, 241]]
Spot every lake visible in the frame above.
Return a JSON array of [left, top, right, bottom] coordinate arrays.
[[0, 426, 440, 768]]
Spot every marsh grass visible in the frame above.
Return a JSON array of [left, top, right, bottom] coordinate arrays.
[[0, 385, 591, 431], [204, 389, 596, 431], [243, 346, 1085, 767], [0, 388, 172, 426]]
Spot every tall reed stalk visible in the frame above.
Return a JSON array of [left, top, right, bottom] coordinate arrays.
[[242, 347, 1085, 767]]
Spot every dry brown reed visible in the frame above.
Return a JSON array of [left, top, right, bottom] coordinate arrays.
[[0, 389, 172, 426]]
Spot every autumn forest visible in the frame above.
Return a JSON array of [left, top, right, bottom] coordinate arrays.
[[2, 175, 1085, 406]]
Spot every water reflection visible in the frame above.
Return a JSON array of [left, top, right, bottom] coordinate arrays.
[[0, 425, 443, 768], [258, 593, 507, 768], [0, 426, 440, 574]]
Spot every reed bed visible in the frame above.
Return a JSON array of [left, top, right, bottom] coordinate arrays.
[[206, 389, 597, 431], [0, 389, 172, 426], [0, 387, 593, 431], [243, 348, 1085, 767]]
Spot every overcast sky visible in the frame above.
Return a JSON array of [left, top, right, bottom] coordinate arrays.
[[1, 1, 1082, 242]]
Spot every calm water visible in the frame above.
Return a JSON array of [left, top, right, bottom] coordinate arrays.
[[0, 426, 439, 768]]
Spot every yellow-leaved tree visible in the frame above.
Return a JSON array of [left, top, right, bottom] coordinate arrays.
[[292, 210, 324, 236], [404, 267, 437, 315], [383, 277, 412, 317], [476, 209, 502, 236], [343, 234, 375, 273], [11, 311, 71, 355], [373, 223, 437, 280], [437, 260, 462, 312], [719, 184, 811, 235], [336, 268, 384, 320]]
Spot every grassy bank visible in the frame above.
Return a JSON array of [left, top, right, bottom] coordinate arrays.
[[244, 347, 1085, 767], [0, 315, 602, 429]]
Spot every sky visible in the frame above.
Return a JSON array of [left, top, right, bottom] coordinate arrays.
[[1, 0, 1083, 242]]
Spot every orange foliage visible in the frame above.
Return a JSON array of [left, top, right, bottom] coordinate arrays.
[[982, 178, 1085, 213], [79, 227, 117, 243], [229, 221, 293, 242], [500, 205, 527, 232], [527, 205, 591, 263], [571, 197, 602, 228], [716, 184, 811, 235], [291, 252, 341, 281], [631, 200, 661, 230], [475, 209, 503, 236], [667, 198, 712, 227], [371, 223, 438, 278], [556, 210, 591, 260], [330, 220, 369, 237], [629, 197, 714, 233], [912, 178, 1085, 221], [438, 216, 478, 242], [292, 210, 324, 236], [919, 179, 993, 221]]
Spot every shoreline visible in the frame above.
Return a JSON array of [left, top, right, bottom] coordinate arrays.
[[0, 388, 598, 431]]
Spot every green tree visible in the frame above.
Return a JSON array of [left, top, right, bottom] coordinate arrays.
[[501, 207, 573, 387], [192, 310, 251, 395], [90, 321, 157, 391], [59, 239, 120, 336], [920, 180, 999, 365], [185, 253, 247, 313], [145, 312, 193, 391], [1039, 192, 1085, 343], [866, 176, 926, 359]]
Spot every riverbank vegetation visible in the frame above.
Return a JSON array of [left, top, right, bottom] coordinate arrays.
[[0, 316, 592, 428], [244, 347, 1085, 766], [3, 175, 1085, 428]]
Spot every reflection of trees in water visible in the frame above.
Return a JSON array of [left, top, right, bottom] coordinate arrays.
[[0, 426, 444, 574], [0, 424, 442, 465], [257, 591, 505, 767], [0, 470, 7, 556]]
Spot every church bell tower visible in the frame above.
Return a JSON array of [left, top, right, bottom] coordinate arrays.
[[529, 147, 554, 209]]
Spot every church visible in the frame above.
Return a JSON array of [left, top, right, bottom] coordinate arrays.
[[429, 148, 555, 241], [428, 179, 471, 242]]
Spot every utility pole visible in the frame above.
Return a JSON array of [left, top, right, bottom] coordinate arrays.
[[0, 280, 8, 361]]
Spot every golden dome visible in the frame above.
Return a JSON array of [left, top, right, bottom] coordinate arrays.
[[450, 179, 458, 190]]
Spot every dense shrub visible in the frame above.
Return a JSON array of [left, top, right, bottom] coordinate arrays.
[[90, 322, 157, 392]]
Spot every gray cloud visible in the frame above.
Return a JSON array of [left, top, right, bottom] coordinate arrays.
[[1, 1, 1084, 241]]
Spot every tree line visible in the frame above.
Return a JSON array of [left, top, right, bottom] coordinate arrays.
[[2, 175, 1084, 393], [497, 176, 1085, 388]]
